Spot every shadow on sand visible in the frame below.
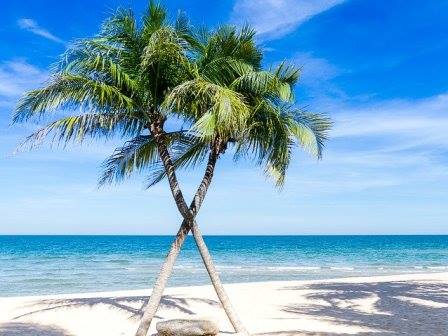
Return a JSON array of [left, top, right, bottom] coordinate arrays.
[[5, 294, 219, 335], [279, 280, 448, 336], [0, 322, 72, 336], [13, 294, 220, 322], [5, 281, 448, 335]]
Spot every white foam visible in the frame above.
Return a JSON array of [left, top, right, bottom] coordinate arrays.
[[174, 265, 195, 269], [267, 266, 321, 271], [216, 265, 243, 269], [428, 266, 447, 270]]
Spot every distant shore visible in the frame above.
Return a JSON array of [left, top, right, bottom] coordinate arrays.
[[1, 272, 447, 335]]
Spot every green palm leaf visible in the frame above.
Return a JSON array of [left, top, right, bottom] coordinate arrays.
[[287, 110, 332, 159], [14, 74, 135, 123], [164, 79, 250, 140], [100, 134, 159, 185], [100, 131, 208, 187], [17, 113, 141, 152]]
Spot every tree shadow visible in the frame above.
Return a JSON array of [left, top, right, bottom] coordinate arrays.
[[13, 294, 220, 321], [255, 332, 341, 336], [280, 281, 448, 335], [0, 322, 72, 336]]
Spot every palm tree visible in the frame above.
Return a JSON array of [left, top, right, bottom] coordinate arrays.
[[13, 3, 256, 335], [101, 25, 267, 336], [13, 2, 332, 336]]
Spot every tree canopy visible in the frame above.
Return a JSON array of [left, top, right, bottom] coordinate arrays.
[[14, 0, 332, 193]]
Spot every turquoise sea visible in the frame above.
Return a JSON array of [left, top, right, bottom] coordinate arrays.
[[1, 235, 447, 297]]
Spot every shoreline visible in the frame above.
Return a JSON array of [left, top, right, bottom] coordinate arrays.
[[1, 272, 447, 335]]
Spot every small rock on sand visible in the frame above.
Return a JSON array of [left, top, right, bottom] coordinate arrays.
[[156, 319, 219, 336]]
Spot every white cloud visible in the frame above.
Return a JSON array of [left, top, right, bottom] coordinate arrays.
[[288, 52, 348, 99], [299, 93, 448, 193], [292, 52, 346, 97], [18, 18, 65, 44], [294, 52, 340, 83], [0, 60, 47, 99], [332, 94, 448, 148], [231, 0, 344, 40]]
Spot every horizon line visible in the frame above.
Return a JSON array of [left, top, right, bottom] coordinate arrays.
[[1, 233, 448, 236]]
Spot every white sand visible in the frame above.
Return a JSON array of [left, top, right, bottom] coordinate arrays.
[[1, 272, 447, 336]]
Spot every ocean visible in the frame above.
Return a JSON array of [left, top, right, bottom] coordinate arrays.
[[0, 235, 447, 297]]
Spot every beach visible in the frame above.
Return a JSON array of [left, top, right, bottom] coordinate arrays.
[[1, 272, 447, 335], [2, 0, 448, 335]]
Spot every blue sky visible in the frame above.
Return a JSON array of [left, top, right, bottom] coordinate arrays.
[[1, 0, 447, 234]]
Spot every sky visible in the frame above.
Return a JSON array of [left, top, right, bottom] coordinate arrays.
[[1, 0, 447, 235]]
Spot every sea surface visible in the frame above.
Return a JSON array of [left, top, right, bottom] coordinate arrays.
[[1, 235, 447, 297]]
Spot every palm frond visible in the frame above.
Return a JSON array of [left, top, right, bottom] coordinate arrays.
[[199, 24, 262, 70], [14, 73, 135, 123], [164, 79, 250, 140], [274, 62, 300, 87], [16, 113, 140, 152], [287, 109, 332, 159], [101, 9, 139, 50], [173, 10, 199, 51], [100, 131, 198, 186], [201, 57, 253, 85], [99, 134, 158, 185], [141, 0, 167, 42], [230, 70, 292, 101], [61, 40, 138, 94], [142, 27, 189, 68], [234, 100, 331, 187]]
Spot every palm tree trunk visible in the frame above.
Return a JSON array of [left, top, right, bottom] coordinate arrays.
[[150, 120, 192, 220], [135, 135, 216, 336], [191, 221, 249, 335], [190, 141, 248, 334], [135, 133, 248, 336], [134, 222, 189, 336]]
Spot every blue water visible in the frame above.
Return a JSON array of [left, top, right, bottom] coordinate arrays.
[[1, 235, 447, 297]]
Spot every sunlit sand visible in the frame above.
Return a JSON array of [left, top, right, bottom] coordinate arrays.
[[1, 272, 447, 335]]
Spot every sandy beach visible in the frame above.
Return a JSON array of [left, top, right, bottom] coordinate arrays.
[[1, 272, 447, 335]]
